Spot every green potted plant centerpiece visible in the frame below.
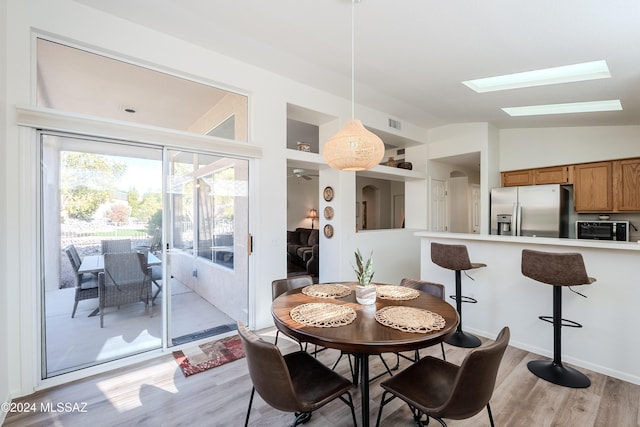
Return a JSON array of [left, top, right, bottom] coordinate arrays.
[[353, 249, 377, 305]]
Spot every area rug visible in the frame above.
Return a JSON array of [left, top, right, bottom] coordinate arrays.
[[173, 335, 245, 377]]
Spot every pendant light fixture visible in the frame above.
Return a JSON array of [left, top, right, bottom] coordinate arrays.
[[323, 0, 385, 171]]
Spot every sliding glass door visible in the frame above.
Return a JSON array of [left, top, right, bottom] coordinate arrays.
[[40, 132, 249, 377], [165, 149, 249, 345]]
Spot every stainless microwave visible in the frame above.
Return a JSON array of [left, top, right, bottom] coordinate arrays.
[[576, 220, 629, 241]]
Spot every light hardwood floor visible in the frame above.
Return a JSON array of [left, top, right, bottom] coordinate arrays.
[[4, 328, 640, 427]]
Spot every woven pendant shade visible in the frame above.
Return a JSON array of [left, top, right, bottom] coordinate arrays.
[[323, 119, 385, 171]]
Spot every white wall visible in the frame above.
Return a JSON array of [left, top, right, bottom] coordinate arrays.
[[427, 123, 494, 234], [0, 0, 10, 420], [499, 126, 640, 170], [404, 144, 429, 229]]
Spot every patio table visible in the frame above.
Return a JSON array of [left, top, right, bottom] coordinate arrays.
[[79, 252, 163, 310], [78, 252, 161, 274]]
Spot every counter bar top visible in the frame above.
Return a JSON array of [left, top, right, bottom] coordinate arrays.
[[416, 231, 640, 386], [414, 231, 640, 251]]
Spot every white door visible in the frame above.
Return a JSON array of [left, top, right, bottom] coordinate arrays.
[[470, 184, 481, 233], [430, 178, 447, 232]]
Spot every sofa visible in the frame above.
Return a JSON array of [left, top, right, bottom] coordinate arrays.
[[287, 227, 319, 275]]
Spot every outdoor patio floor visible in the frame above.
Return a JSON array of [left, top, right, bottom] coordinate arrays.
[[44, 278, 236, 377]]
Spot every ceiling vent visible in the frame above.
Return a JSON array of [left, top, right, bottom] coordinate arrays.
[[388, 118, 402, 130]]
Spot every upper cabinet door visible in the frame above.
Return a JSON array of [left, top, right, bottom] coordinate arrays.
[[534, 165, 572, 185], [574, 161, 613, 212], [501, 169, 534, 187], [613, 158, 640, 211]]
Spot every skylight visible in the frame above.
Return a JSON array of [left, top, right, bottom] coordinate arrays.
[[502, 100, 622, 117], [462, 60, 611, 93]]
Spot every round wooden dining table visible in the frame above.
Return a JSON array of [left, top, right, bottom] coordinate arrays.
[[271, 282, 459, 427]]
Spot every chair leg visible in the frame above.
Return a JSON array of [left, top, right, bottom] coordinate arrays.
[[244, 387, 255, 427], [152, 280, 162, 302], [338, 392, 358, 427], [332, 353, 356, 384], [292, 412, 312, 426], [274, 329, 280, 345], [370, 353, 400, 382], [486, 403, 495, 427], [72, 301, 79, 318], [375, 391, 394, 427], [440, 342, 446, 360]]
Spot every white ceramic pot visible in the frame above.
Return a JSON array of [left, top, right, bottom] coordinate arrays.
[[355, 284, 377, 305]]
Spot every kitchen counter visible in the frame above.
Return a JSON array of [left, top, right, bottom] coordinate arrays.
[[414, 231, 640, 251], [415, 231, 640, 385]]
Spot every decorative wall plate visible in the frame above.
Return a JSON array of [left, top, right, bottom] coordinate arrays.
[[323, 224, 334, 238], [324, 206, 334, 220], [323, 186, 334, 202]]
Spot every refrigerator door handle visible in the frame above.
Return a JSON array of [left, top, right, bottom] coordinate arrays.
[[516, 203, 522, 236], [511, 202, 518, 236]]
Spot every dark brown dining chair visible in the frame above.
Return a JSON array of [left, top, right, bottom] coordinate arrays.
[[272, 275, 314, 348], [237, 321, 357, 427], [372, 278, 449, 382], [521, 249, 595, 388], [376, 326, 510, 427], [65, 244, 99, 318], [400, 278, 447, 361]]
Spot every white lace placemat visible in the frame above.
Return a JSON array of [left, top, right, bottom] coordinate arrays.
[[290, 303, 356, 327], [376, 285, 420, 300], [375, 306, 446, 333], [302, 283, 352, 299]]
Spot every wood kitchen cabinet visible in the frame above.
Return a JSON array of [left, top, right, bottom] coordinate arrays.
[[501, 169, 534, 187], [533, 165, 573, 185], [502, 165, 572, 187], [573, 161, 613, 212], [502, 157, 640, 212], [613, 158, 640, 211]]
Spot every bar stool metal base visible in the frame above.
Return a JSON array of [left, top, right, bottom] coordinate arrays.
[[528, 360, 591, 388], [446, 329, 481, 348]]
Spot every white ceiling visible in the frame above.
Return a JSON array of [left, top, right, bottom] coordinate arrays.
[[69, 0, 640, 132]]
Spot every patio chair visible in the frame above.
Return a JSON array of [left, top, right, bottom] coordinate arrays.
[[65, 244, 99, 318], [137, 248, 163, 302], [98, 252, 152, 328], [134, 228, 162, 255], [101, 238, 132, 254]]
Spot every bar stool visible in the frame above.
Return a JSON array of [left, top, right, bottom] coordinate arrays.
[[521, 249, 595, 388], [430, 242, 486, 348]]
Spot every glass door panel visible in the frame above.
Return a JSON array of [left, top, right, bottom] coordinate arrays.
[[166, 149, 249, 345], [41, 133, 163, 377]]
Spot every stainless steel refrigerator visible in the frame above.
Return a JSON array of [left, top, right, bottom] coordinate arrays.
[[490, 184, 570, 237]]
